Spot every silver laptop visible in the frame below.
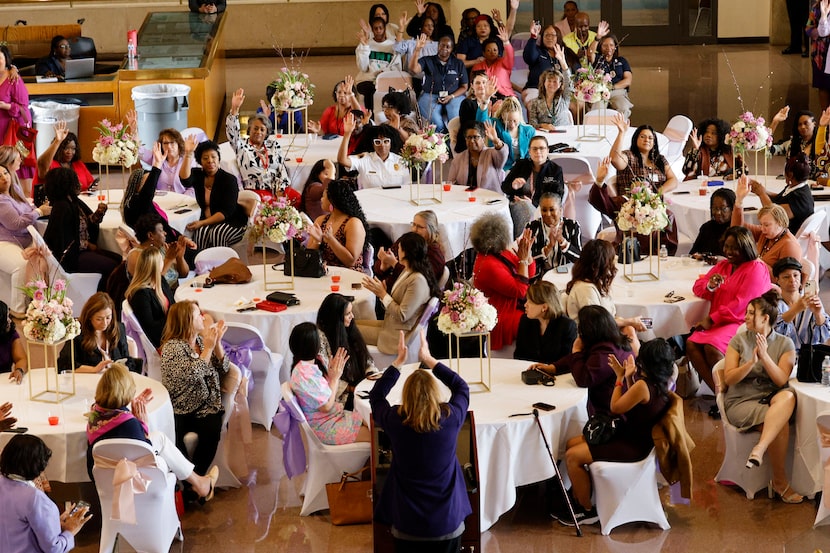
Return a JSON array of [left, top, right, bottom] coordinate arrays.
[[64, 58, 95, 80]]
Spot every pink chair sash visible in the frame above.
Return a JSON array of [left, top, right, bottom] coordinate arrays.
[[820, 425, 830, 509], [803, 231, 820, 277], [21, 243, 49, 285], [93, 453, 157, 525], [226, 373, 252, 478]]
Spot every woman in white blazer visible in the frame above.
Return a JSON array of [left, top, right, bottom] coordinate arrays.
[[358, 232, 440, 354]]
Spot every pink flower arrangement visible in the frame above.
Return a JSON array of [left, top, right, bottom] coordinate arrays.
[[401, 125, 449, 170], [572, 62, 612, 104], [616, 183, 670, 236], [20, 278, 80, 343], [92, 117, 139, 167], [724, 112, 772, 153], [437, 281, 497, 335], [270, 68, 315, 111], [249, 196, 310, 244]]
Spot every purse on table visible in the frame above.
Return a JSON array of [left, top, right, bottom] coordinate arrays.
[[208, 258, 252, 284], [284, 239, 326, 278], [266, 291, 300, 306], [797, 343, 830, 383], [324, 466, 373, 526], [521, 368, 555, 386]]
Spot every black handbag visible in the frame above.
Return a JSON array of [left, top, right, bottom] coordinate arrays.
[[582, 413, 620, 445], [522, 368, 555, 386], [284, 240, 325, 278], [617, 236, 641, 264], [266, 291, 300, 306], [796, 343, 830, 382]]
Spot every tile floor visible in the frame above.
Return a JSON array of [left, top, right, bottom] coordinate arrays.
[[61, 43, 830, 551]]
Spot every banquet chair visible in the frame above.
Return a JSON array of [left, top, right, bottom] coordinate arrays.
[[26, 226, 101, 310], [795, 208, 825, 272], [583, 109, 620, 126], [193, 246, 239, 274], [280, 381, 371, 515], [712, 360, 771, 498], [92, 438, 183, 553], [363, 242, 375, 277], [588, 448, 670, 535], [662, 115, 694, 162], [814, 410, 830, 527], [183, 379, 244, 489], [0, 241, 28, 315], [121, 300, 161, 380], [511, 50, 529, 90], [221, 322, 284, 430], [368, 296, 440, 368], [447, 116, 460, 153], [234, 190, 261, 262], [438, 265, 450, 290], [510, 32, 532, 52], [551, 156, 601, 243]]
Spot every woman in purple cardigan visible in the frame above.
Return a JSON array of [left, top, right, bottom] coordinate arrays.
[[369, 331, 471, 552], [0, 434, 91, 553]]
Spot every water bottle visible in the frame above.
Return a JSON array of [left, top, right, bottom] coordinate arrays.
[[659, 244, 668, 262], [822, 356, 830, 386]]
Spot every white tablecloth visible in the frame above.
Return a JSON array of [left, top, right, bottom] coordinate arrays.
[[35, 189, 200, 255], [788, 379, 830, 497], [175, 265, 376, 379], [0, 369, 173, 483], [356, 186, 512, 259], [669, 177, 830, 240], [543, 258, 711, 338], [354, 358, 588, 531]]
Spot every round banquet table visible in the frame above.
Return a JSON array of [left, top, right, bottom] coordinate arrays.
[[0, 369, 174, 483], [543, 257, 711, 339], [354, 358, 588, 531], [669, 177, 830, 241], [35, 189, 200, 256], [355, 186, 512, 259], [787, 379, 830, 497], [175, 265, 376, 379]]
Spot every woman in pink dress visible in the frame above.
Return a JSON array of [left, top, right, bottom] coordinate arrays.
[[0, 46, 34, 188], [686, 226, 771, 415], [289, 322, 370, 445]]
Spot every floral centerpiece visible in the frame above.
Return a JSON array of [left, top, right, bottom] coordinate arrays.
[[724, 111, 773, 154], [572, 61, 612, 104], [437, 281, 498, 336], [401, 125, 449, 171], [21, 278, 80, 344], [249, 196, 308, 244], [616, 183, 670, 235], [270, 68, 315, 111], [92, 118, 139, 168]]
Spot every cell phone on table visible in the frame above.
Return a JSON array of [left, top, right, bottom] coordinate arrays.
[[1, 427, 27, 433], [174, 208, 192, 214], [532, 401, 556, 411], [673, 190, 690, 195], [804, 280, 817, 297]]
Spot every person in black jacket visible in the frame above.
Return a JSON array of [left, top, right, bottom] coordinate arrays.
[[122, 142, 180, 243], [189, 0, 225, 13], [58, 292, 141, 374], [42, 167, 120, 287], [180, 138, 247, 251], [405, 1, 454, 42], [501, 135, 565, 237], [125, 247, 176, 349], [526, 192, 581, 277], [514, 280, 577, 372]]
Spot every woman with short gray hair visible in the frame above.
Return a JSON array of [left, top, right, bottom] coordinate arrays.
[[471, 213, 535, 350]]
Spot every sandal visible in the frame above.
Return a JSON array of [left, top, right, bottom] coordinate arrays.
[[768, 481, 804, 504], [745, 446, 764, 469], [199, 465, 219, 504], [708, 405, 721, 420]]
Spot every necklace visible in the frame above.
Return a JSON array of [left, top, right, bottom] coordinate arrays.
[[760, 229, 787, 256]]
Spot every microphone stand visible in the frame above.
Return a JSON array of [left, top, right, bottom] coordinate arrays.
[[532, 408, 582, 536]]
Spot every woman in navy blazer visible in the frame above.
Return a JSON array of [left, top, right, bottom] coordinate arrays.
[[369, 331, 471, 552]]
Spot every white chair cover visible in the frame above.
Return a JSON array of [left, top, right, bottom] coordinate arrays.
[[26, 225, 101, 309], [0, 241, 29, 313], [814, 410, 830, 527], [662, 115, 694, 162], [589, 449, 670, 535], [713, 359, 771, 498], [280, 381, 371, 515], [194, 246, 240, 275], [92, 438, 182, 553]]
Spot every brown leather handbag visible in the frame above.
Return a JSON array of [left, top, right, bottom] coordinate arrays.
[[208, 258, 252, 284], [325, 466, 373, 525]]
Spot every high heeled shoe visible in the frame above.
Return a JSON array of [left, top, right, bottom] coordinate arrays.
[[745, 446, 764, 468], [768, 481, 804, 504], [198, 465, 219, 505]]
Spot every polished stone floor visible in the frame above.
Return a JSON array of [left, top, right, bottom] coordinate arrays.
[[63, 44, 830, 552]]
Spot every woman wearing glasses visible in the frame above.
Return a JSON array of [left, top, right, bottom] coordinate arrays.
[[337, 113, 410, 189], [448, 121, 507, 191], [374, 210, 445, 290], [36, 36, 72, 79]]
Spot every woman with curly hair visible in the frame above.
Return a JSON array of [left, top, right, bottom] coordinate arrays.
[[471, 213, 534, 350], [769, 106, 829, 178], [338, 113, 410, 189], [307, 179, 370, 271], [34, 121, 97, 193], [317, 292, 377, 408], [682, 118, 742, 181], [380, 90, 420, 143], [358, 232, 439, 354], [404, 1, 454, 42], [564, 239, 645, 349], [300, 159, 336, 221]]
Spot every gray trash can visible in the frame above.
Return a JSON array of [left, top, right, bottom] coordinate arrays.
[[30, 101, 81, 157], [131, 84, 190, 150]]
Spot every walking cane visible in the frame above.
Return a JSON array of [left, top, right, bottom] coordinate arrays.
[[532, 408, 582, 536]]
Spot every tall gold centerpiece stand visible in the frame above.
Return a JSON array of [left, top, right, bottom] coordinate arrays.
[[621, 231, 661, 282], [576, 103, 606, 142], [97, 164, 128, 208], [410, 164, 444, 206], [27, 338, 75, 403], [263, 240, 295, 291], [447, 331, 491, 393]]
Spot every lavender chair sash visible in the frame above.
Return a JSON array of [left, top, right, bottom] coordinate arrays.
[[274, 399, 306, 479], [122, 310, 147, 363]]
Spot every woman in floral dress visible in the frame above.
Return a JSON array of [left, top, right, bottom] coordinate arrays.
[[289, 322, 370, 444]]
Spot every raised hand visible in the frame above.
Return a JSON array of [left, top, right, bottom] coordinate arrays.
[[343, 112, 357, 135], [485, 75, 499, 99], [773, 105, 790, 124], [530, 20, 541, 36], [54, 120, 69, 144], [483, 120, 499, 142], [553, 42, 567, 66], [415, 33, 428, 50], [183, 134, 198, 155], [611, 112, 628, 133], [415, 0, 426, 16], [821, 0, 830, 20], [344, 75, 355, 93], [597, 20, 610, 38], [125, 109, 137, 132], [152, 141, 165, 167], [359, 18, 371, 35], [231, 88, 245, 114], [608, 354, 625, 378], [689, 128, 702, 150], [357, 28, 370, 45], [510, 0, 520, 11], [497, 24, 510, 43], [821, 105, 830, 127], [596, 156, 611, 184], [394, 330, 408, 367], [259, 99, 272, 118], [491, 8, 503, 23], [735, 175, 751, 201]]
